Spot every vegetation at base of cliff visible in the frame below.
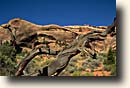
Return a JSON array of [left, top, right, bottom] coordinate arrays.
[[0, 42, 17, 76], [0, 41, 116, 76], [59, 48, 116, 76], [104, 48, 116, 76]]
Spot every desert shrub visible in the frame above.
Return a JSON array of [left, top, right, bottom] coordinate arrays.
[[107, 48, 116, 64], [66, 66, 77, 73], [103, 48, 116, 76], [16, 51, 27, 59], [24, 57, 54, 76], [83, 72, 93, 76], [72, 71, 81, 76], [0, 42, 17, 76], [24, 60, 39, 76], [110, 64, 116, 75]]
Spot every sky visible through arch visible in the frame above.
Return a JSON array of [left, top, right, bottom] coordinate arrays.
[[0, 0, 116, 26]]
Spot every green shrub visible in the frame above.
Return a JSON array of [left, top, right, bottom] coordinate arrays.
[[72, 71, 81, 76], [107, 48, 116, 64], [84, 72, 93, 76], [0, 42, 17, 76], [103, 48, 116, 76]]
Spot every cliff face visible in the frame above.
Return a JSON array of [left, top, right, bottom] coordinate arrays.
[[0, 18, 116, 76], [0, 18, 115, 53]]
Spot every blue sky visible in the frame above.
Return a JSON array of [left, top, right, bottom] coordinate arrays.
[[0, 0, 116, 26]]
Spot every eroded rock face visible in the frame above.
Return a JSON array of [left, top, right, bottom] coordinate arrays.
[[0, 18, 116, 76], [0, 26, 12, 44], [0, 18, 116, 53]]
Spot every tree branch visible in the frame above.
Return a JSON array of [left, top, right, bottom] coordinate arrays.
[[15, 46, 58, 76]]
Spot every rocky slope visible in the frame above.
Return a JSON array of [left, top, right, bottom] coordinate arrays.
[[0, 18, 116, 76]]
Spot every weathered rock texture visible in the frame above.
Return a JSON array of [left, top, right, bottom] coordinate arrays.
[[0, 18, 116, 76]]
